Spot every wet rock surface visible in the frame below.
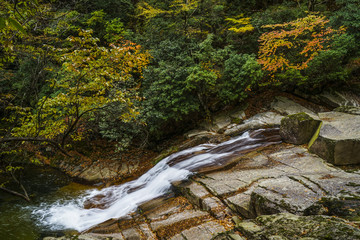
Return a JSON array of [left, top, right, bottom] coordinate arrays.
[[45, 94, 360, 239], [51, 143, 360, 239], [83, 196, 235, 240]]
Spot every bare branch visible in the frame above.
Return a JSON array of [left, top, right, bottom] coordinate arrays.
[[0, 186, 31, 202], [0, 137, 72, 157]]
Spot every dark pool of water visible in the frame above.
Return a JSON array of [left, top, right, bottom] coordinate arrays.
[[0, 166, 91, 240]]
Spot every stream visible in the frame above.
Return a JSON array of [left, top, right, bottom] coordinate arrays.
[[0, 166, 92, 240], [1, 128, 281, 239]]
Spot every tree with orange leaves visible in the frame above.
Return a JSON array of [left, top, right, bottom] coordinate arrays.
[[258, 15, 345, 85]]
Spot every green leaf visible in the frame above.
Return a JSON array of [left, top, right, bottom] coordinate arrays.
[[0, 17, 5, 29], [8, 18, 26, 34]]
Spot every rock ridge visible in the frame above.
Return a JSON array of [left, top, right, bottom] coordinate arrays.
[[45, 93, 360, 239]]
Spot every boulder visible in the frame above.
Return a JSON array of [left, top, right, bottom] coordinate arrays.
[[280, 113, 321, 145], [271, 96, 319, 119], [236, 213, 360, 240], [197, 108, 246, 134], [200, 115, 232, 133], [224, 112, 283, 136], [309, 112, 360, 165]]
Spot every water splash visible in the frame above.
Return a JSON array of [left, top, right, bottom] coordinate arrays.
[[33, 128, 281, 232]]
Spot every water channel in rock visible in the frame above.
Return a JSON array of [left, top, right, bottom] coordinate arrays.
[[0, 128, 281, 239], [33, 128, 281, 233]]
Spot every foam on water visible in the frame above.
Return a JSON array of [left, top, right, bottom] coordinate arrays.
[[33, 129, 281, 232]]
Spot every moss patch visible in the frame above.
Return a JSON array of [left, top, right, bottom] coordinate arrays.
[[308, 121, 323, 148]]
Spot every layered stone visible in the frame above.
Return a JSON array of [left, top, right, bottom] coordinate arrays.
[[309, 112, 360, 165]]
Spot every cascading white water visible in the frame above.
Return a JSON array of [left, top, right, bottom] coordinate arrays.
[[33, 129, 281, 232]]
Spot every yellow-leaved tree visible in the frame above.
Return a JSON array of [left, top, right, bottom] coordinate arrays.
[[225, 14, 254, 34], [2, 29, 151, 152]]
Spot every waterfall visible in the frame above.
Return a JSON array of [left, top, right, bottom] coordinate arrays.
[[33, 128, 281, 232]]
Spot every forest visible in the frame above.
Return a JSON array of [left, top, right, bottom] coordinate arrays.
[[0, 0, 359, 200]]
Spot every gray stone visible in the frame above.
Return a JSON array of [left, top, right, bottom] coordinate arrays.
[[138, 224, 157, 240], [180, 221, 226, 240], [140, 196, 191, 222], [224, 112, 283, 136], [185, 129, 215, 139], [177, 181, 229, 219], [227, 193, 255, 219], [271, 96, 318, 119], [197, 108, 246, 134], [202, 196, 228, 219], [280, 113, 321, 145], [317, 90, 360, 108], [200, 114, 232, 133], [309, 112, 360, 165], [269, 147, 337, 174], [250, 176, 324, 215], [236, 213, 360, 240], [150, 210, 208, 230], [229, 109, 246, 121], [196, 145, 360, 220], [170, 234, 186, 240], [121, 228, 142, 240], [213, 115, 232, 132], [179, 132, 228, 150], [76, 161, 138, 183]]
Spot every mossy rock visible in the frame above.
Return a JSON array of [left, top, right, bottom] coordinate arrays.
[[280, 113, 321, 145], [318, 196, 360, 221], [236, 213, 360, 240]]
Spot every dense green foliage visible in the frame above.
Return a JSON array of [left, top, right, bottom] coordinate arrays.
[[1, 0, 359, 198]]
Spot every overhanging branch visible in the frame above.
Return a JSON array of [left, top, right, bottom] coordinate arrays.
[[0, 137, 72, 157]]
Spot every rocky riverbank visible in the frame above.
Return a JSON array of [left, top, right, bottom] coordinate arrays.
[[45, 90, 360, 239]]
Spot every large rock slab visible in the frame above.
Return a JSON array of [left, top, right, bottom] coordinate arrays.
[[316, 90, 360, 108], [236, 213, 360, 240], [280, 113, 321, 145], [186, 145, 360, 220], [177, 181, 233, 219], [84, 196, 229, 240], [199, 108, 246, 133], [224, 112, 283, 136], [249, 172, 360, 217], [170, 221, 227, 240], [309, 111, 360, 165], [271, 96, 319, 119]]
